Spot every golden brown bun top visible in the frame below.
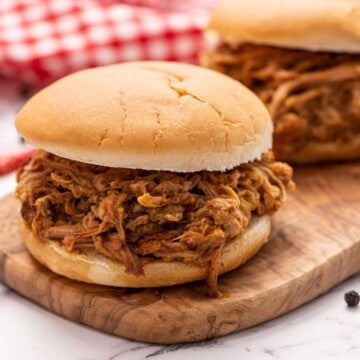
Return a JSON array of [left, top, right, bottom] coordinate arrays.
[[208, 0, 360, 53], [15, 61, 272, 172]]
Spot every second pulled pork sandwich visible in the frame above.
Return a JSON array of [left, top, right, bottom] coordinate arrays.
[[202, 0, 360, 163], [15, 62, 293, 296]]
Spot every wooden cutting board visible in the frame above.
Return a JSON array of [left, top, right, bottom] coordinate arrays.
[[0, 163, 359, 344]]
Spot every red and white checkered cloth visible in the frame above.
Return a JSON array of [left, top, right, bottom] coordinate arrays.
[[0, 0, 216, 84], [0, 0, 217, 176]]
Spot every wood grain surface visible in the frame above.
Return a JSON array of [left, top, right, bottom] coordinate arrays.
[[0, 163, 359, 344]]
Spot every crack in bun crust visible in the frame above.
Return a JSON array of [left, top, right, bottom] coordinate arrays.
[[15, 61, 273, 172]]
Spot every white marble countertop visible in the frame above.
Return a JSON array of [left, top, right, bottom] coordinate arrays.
[[0, 79, 359, 360]]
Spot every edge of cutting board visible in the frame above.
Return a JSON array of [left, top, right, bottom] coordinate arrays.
[[0, 163, 359, 344]]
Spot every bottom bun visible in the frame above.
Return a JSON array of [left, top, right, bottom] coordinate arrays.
[[277, 135, 360, 164], [20, 216, 271, 288]]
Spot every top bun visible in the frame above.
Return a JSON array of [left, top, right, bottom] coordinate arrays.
[[208, 0, 360, 53], [15, 61, 272, 172]]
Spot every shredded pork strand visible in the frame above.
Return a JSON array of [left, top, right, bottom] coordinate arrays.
[[16, 150, 294, 296], [205, 43, 360, 158]]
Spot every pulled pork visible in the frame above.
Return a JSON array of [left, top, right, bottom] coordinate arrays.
[[16, 150, 294, 296], [204, 43, 360, 158]]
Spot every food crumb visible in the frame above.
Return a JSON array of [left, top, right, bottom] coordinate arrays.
[[344, 290, 359, 307]]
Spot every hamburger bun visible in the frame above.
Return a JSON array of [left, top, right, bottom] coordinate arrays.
[[15, 62, 288, 293], [281, 136, 360, 164], [208, 0, 360, 53], [21, 216, 271, 287], [15, 61, 272, 172]]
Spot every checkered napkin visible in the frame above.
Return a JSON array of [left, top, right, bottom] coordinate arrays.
[[0, 0, 216, 175], [0, 0, 216, 83]]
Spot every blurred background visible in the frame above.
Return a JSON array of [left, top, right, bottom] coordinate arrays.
[[0, 0, 218, 174]]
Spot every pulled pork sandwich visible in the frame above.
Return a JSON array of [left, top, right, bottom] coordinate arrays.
[[15, 61, 294, 296], [202, 0, 360, 163]]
